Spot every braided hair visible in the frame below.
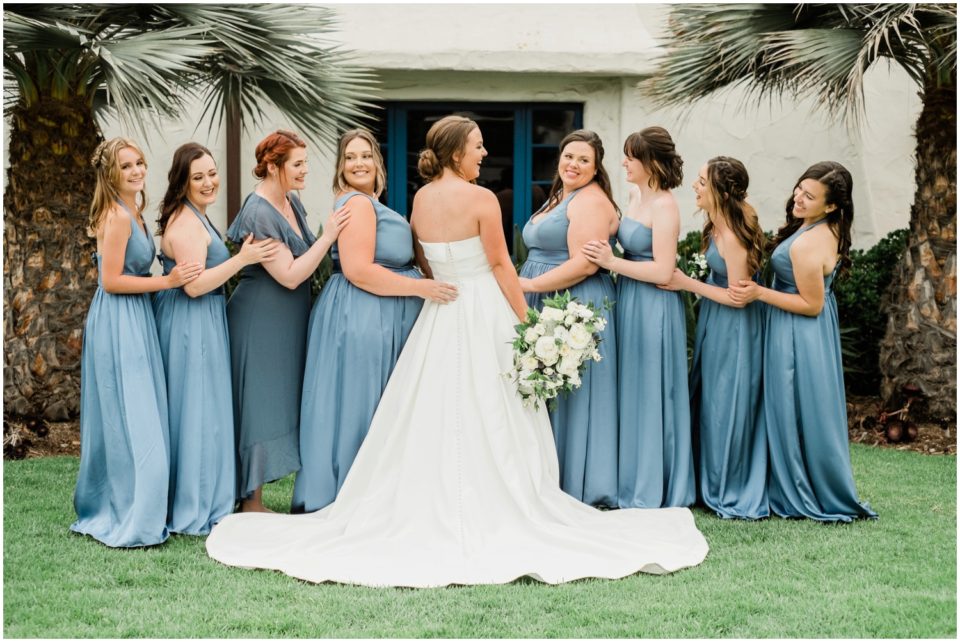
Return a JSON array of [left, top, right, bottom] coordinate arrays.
[[700, 156, 765, 275]]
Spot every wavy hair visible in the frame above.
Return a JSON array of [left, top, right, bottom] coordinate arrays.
[[87, 137, 147, 237], [156, 142, 214, 236], [700, 156, 766, 275], [253, 129, 307, 192], [542, 129, 619, 214], [771, 161, 855, 274], [332, 128, 386, 197], [624, 126, 683, 190]]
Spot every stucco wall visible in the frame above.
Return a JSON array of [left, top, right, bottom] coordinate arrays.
[[11, 3, 919, 255]]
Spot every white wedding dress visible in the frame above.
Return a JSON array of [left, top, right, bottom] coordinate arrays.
[[206, 236, 708, 587]]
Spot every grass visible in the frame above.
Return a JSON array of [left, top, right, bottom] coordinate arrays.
[[3, 445, 956, 638]]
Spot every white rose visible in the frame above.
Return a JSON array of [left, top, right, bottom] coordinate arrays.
[[577, 306, 594, 320], [564, 313, 575, 325], [568, 323, 592, 350], [540, 307, 565, 323], [544, 367, 555, 376], [534, 336, 559, 365], [523, 327, 539, 343], [557, 356, 579, 377], [521, 355, 539, 371], [518, 379, 534, 395], [533, 323, 546, 336], [553, 326, 569, 342]]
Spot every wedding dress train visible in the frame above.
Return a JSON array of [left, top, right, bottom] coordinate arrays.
[[205, 236, 708, 587]]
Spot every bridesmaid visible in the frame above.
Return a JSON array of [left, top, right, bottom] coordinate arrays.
[[517, 129, 620, 508], [153, 143, 279, 534], [227, 130, 350, 513], [661, 157, 768, 519], [582, 126, 694, 509], [72, 138, 202, 547], [292, 129, 457, 513], [730, 161, 877, 522]]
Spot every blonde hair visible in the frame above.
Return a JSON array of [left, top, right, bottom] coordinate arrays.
[[87, 137, 147, 237], [332, 129, 386, 197], [417, 115, 479, 182]]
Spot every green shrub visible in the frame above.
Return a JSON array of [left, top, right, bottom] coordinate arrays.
[[834, 228, 909, 395]]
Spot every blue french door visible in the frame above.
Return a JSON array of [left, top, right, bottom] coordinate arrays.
[[370, 102, 583, 254]]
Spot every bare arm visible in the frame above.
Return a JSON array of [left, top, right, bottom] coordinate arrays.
[[164, 212, 279, 297], [521, 192, 612, 293], [729, 232, 829, 316], [583, 198, 678, 286], [477, 188, 527, 320], [339, 195, 456, 302], [663, 233, 751, 308], [99, 207, 201, 294], [262, 206, 350, 289]]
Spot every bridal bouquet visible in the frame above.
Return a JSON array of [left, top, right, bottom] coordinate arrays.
[[507, 292, 608, 410]]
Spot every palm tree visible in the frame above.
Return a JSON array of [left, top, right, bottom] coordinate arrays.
[[3, 4, 376, 421], [644, 3, 956, 420]]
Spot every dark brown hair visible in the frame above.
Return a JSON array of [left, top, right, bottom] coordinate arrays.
[[157, 142, 214, 236], [543, 129, 619, 214], [624, 126, 684, 190], [771, 161, 855, 274]]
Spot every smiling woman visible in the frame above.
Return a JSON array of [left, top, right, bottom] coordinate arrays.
[[71, 138, 203, 548]]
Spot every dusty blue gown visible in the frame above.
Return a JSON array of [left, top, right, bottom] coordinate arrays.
[[764, 220, 877, 522], [153, 202, 236, 534], [615, 216, 694, 508], [518, 188, 619, 507], [691, 239, 768, 519], [227, 193, 316, 500], [72, 204, 170, 547], [292, 192, 423, 513]]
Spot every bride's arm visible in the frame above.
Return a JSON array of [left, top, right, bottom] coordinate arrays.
[[476, 188, 527, 321]]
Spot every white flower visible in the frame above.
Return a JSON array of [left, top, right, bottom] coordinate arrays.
[[534, 335, 559, 365], [594, 317, 607, 332], [553, 326, 569, 342], [591, 349, 602, 361], [521, 355, 539, 371], [564, 313, 575, 325], [540, 307, 565, 323], [568, 372, 581, 388], [568, 323, 592, 350], [557, 356, 579, 377], [533, 323, 546, 336], [577, 306, 594, 320], [518, 378, 535, 395], [523, 327, 539, 343], [544, 367, 555, 376]]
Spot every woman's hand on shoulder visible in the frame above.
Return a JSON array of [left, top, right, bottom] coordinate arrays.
[[319, 205, 352, 245], [237, 234, 280, 266]]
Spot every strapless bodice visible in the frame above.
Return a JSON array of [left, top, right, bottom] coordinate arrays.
[[419, 236, 491, 282]]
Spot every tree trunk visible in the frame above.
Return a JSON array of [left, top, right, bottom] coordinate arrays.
[[879, 74, 957, 422], [3, 96, 102, 421]]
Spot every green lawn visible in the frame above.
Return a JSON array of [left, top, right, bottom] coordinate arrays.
[[3, 445, 956, 638]]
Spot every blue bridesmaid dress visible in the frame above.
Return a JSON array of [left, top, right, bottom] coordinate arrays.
[[227, 193, 317, 501], [153, 202, 236, 534], [71, 204, 170, 547], [763, 220, 877, 522], [615, 216, 694, 508], [292, 192, 423, 513], [691, 240, 768, 519], [518, 188, 619, 507]]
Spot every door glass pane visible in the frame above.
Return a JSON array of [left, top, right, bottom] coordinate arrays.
[[532, 109, 577, 145]]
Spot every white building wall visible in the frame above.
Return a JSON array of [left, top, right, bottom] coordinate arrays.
[[76, 3, 918, 254]]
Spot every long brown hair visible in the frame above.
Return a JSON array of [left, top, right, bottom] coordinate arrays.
[[87, 137, 147, 237], [417, 115, 479, 182], [771, 161, 855, 274], [157, 142, 214, 236], [332, 128, 386, 197], [542, 129, 619, 214], [700, 156, 765, 275]]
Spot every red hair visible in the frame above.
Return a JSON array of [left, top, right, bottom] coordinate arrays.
[[253, 130, 307, 191]]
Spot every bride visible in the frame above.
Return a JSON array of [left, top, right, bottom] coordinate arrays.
[[205, 116, 709, 587]]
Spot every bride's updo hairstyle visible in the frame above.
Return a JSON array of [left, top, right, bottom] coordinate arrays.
[[417, 115, 479, 182]]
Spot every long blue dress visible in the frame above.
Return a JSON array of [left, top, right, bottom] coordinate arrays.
[[153, 202, 236, 534], [71, 205, 170, 547], [227, 193, 317, 500], [691, 240, 768, 519], [518, 189, 619, 508], [292, 192, 423, 513], [764, 220, 877, 522], [616, 216, 694, 508]]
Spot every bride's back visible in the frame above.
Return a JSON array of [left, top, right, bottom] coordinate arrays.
[[411, 176, 487, 244]]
